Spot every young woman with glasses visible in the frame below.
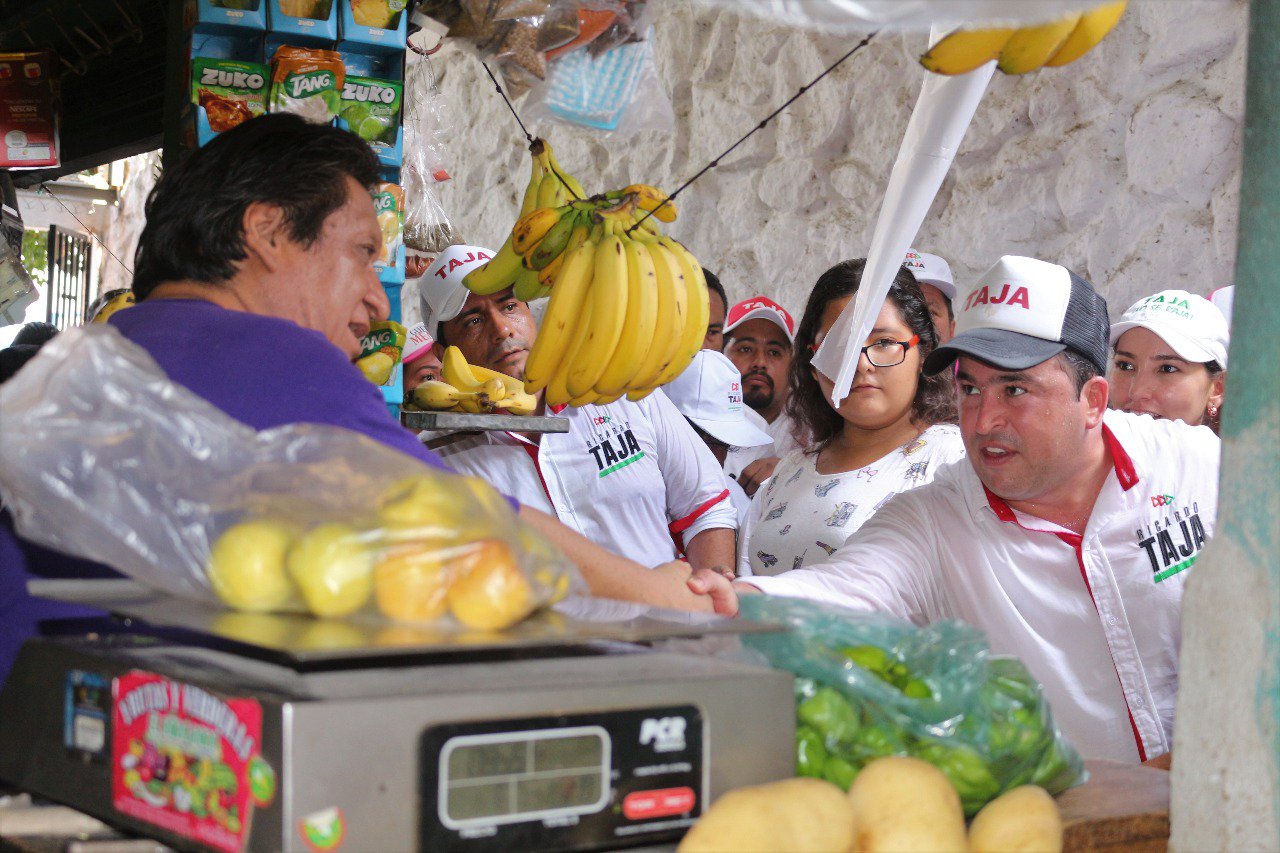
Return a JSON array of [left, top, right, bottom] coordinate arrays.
[[738, 259, 963, 577]]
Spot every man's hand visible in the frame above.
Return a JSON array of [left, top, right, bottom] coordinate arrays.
[[687, 568, 745, 617], [736, 457, 780, 496]]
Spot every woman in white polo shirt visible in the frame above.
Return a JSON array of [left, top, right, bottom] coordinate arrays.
[[1109, 290, 1229, 433], [739, 259, 965, 576]]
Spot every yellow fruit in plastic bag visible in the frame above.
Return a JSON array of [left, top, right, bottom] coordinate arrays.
[[351, 0, 395, 28], [373, 545, 451, 622], [678, 778, 855, 853], [447, 540, 533, 631], [287, 523, 374, 618], [377, 476, 466, 534], [207, 520, 297, 612], [968, 786, 1063, 853]]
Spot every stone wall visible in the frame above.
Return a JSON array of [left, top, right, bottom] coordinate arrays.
[[428, 0, 1246, 321]]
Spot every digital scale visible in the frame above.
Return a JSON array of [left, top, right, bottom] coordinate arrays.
[[0, 581, 795, 853]]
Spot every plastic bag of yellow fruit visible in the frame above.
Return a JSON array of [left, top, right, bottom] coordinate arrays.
[[0, 324, 582, 633]]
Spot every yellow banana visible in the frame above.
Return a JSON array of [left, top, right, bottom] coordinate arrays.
[[654, 238, 710, 387], [919, 27, 1016, 75], [513, 206, 568, 256], [626, 387, 655, 403], [520, 143, 551, 219], [412, 380, 465, 410], [523, 237, 598, 393], [463, 234, 524, 295], [457, 392, 496, 414], [536, 171, 563, 209], [467, 363, 525, 396], [566, 233, 628, 397], [526, 208, 583, 270], [998, 15, 1080, 74], [545, 301, 593, 408], [629, 240, 686, 389], [569, 389, 601, 407], [623, 184, 677, 223], [595, 235, 658, 396], [441, 346, 485, 392], [481, 377, 507, 403], [500, 391, 538, 415], [1046, 0, 1127, 67], [595, 391, 623, 405]]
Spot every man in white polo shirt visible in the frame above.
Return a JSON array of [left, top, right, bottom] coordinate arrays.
[[902, 248, 957, 344], [420, 245, 738, 574], [678, 256, 1219, 765]]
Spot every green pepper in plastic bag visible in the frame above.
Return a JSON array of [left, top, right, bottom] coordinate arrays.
[[795, 725, 828, 778], [914, 741, 1002, 815], [841, 644, 890, 675], [797, 686, 860, 746], [850, 721, 905, 762], [822, 756, 858, 791]]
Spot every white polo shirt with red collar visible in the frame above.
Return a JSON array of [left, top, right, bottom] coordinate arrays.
[[746, 409, 1219, 762], [437, 389, 736, 568]]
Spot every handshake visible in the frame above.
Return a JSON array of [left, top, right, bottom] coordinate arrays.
[[650, 562, 745, 617]]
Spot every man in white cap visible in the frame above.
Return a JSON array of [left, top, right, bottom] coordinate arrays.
[[664, 350, 773, 535], [902, 248, 957, 344], [1108, 290, 1229, 431], [636, 256, 1222, 766], [400, 321, 441, 395], [722, 295, 804, 495], [420, 246, 739, 576]]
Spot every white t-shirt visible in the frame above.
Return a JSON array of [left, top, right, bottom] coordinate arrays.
[[747, 410, 1220, 763], [739, 424, 965, 576], [438, 389, 736, 569], [725, 409, 805, 478]]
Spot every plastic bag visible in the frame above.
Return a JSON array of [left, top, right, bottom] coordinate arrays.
[[403, 55, 460, 253], [523, 23, 674, 134], [0, 325, 582, 629], [737, 596, 1086, 815]]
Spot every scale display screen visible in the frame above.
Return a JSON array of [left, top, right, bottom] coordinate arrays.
[[439, 727, 610, 828], [420, 706, 704, 852]]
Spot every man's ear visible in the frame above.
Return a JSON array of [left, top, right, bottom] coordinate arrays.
[[240, 202, 289, 273], [1082, 375, 1109, 428]]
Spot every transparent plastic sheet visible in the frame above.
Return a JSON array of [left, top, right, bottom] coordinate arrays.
[[523, 23, 673, 135], [736, 596, 1087, 815], [0, 325, 583, 629], [403, 55, 460, 253]]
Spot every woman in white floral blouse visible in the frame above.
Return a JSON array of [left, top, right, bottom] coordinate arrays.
[[739, 259, 965, 576]]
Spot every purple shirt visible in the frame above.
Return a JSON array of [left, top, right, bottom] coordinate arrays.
[[0, 299, 470, 688]]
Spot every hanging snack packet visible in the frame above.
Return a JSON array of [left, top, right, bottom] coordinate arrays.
[[372, 182, 405, 272], [269, 46, 345, 124], [191, 58, 269, 142], [338, 75, 403, 161], [356, 320, 407, 385]]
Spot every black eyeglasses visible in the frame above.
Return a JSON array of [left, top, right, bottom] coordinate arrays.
[[810, 334, 920, 367]]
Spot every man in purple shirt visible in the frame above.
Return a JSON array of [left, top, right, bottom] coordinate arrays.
[[0, 115, 706, 688]]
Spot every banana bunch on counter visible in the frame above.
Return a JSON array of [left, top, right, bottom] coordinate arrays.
[[920, 0, 1126, 76], [409, 346, 537, 415]]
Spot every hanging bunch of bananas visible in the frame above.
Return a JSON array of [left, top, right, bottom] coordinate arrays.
[[408, 346, 538, 415], [920, 0, 1127, 76], [522, 195, 707, 408]]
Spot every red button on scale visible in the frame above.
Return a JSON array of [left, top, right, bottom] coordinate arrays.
[[623, 787, 696, 820]]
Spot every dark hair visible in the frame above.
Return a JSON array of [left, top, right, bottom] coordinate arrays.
[[787, 259, 957, 452], [1057, 348, 1101, 396], [702, 268, 727, 314], [0, 344, 40, 384], [133, 114, 381, 300], [12, 322, 57, 347]]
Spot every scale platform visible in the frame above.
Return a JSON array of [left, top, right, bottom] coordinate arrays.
[[0, 581, 795, 853]]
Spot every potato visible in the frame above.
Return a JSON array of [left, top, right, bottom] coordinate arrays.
[[967, 785, 1062, 853], [847, 756, 967, 852], [679, 777, 856, 853]]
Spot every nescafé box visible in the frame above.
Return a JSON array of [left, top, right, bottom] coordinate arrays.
[[0, 51, 59, 169]]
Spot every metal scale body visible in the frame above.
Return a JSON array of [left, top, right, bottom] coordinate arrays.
[[0, 581, 794, 853]]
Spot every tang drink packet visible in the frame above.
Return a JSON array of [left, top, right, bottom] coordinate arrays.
[[371, 182, 404, 271], [269, 46, 344, 124]]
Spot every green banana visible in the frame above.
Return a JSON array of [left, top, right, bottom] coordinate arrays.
[[526, 208, 583, 270]]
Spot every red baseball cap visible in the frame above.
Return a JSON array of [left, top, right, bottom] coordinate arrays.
[[724, 296, 796, 343]]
